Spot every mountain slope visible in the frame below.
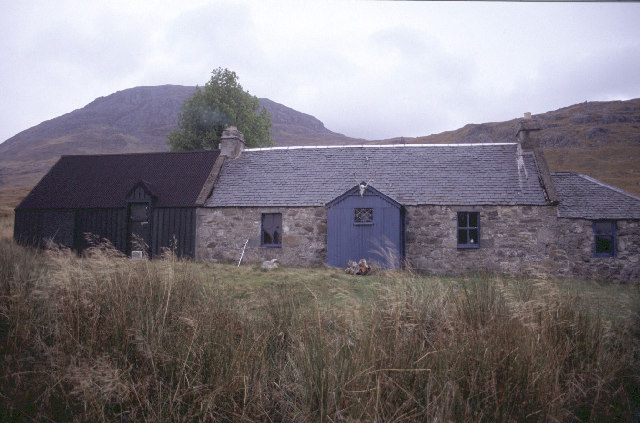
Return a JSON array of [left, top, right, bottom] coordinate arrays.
[[0, 85, 362, 206], [0, 87, 638, 207], [259, 98, 361, 146]]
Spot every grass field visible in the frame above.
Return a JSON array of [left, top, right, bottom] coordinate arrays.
[[1, 213, 639, 422]]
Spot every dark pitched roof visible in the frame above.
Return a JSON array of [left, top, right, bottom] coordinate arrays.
[[206, 144, 549, 207], [552, 172, 640, 219], [17, 150, 220, 209]]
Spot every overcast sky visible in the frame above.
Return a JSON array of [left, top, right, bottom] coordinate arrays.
[[1, 1, 640, 143]]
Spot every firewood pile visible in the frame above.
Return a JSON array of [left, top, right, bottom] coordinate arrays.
[[345, 259, 371, 276]]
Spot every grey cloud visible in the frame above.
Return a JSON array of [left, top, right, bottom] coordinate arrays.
[[2, 1, 640, 144], [25, 14, 150, 81], [323, 26, 481, 139], [163, 2, 263, 75]]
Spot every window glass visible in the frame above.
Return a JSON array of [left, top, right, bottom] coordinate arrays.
[[130, 204, 148, 222], [263, 230, 272, 245], [354, 208, 373, 224], [457, 213, 466, 227], [262, 213, 282, 247], [469, 212, 478, 228], [458, 229, 467, 244], [596, 237, 612, 255], [594, 221, 615, 257], [457, 211, 479, 248], [469, 229, 478, 244], [594, 221, 611, 234]]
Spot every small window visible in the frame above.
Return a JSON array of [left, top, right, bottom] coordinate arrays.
[[457, 212, 479, 248], [354, 208, 373, 224], [129, 204, 148, 222], [262, 213, 282, 247], [593, 221, 616, 257]]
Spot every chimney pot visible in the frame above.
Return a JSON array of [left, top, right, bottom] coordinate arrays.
[[524, 112, 532, 119]]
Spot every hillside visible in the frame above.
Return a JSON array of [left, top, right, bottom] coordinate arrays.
[[381, 99, 640, 197], [0, 85, 362, 206], [0, 87, 639, 207]]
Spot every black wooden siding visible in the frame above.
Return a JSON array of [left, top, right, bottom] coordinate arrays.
[[151, 208, 196, 257], [76, 209, 127, 252], [14, 207, 197, 258], [14, 209, 75, 248]]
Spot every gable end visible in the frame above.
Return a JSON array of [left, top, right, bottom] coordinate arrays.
[[326, 184, 403, 209]]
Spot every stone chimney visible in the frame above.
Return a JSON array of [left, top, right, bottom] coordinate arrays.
[[194, 126, 245, 206], [219, 126, 245, 159], [516, 113, 540, 149], [516, 113, 558, 204]]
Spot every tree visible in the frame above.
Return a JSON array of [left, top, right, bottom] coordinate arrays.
[[168, 68, 272, 151]]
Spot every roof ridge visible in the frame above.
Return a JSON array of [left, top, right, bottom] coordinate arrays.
[[551, 171, 577, 176], [245, 143, 517, 152], [574, 172, 640, 202], [60, 150, 217, 158]]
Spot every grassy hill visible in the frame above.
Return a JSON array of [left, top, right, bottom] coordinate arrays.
[[381, 99, 640, 197], [0, 89, 638, 207]]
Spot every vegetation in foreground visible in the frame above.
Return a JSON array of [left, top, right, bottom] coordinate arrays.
[[1, 217, 639, 421]]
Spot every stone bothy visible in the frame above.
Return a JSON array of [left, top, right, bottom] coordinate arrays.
[[195, 121, 639, 282], [14, 122, 640, 282]]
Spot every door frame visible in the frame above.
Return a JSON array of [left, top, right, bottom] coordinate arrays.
[[127, 201, 152, 258], [326, 184, 405, 268]]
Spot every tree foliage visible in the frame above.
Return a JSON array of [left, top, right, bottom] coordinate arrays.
[[168, 68, 272, 150]]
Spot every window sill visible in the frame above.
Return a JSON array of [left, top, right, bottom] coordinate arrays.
[[594, 253, 615, 258], [457, 244, 479, 249], [261, 244, 282, 248], [354, 222, 374, 226]]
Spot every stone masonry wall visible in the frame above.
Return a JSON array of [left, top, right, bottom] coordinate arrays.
[[555, 219, 640, 282], [197, 205, 639, 282], [405, 205, 559, 276], [196, 207, 327, 266], [405, 205, 639, 282]]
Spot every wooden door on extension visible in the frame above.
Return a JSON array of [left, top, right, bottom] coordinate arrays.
[[128, 203, 151, 257], [326, 185, 404, 268]]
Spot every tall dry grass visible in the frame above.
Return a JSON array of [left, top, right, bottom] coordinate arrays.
[[0, 220, 639, 421], [0, 207, 13, 239]]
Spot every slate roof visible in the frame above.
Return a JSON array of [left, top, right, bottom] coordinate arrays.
[[17, 150, 219, 209], [552, 172, 640, 219], [205, 144, 549, 207]]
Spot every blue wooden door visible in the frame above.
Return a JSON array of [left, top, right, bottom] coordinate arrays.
[[327, 186, 403, 268]]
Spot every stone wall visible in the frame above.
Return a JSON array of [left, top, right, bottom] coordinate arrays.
[[404, 205, 560, 276], [405, 205, 640, 282], [196, 205, 639, 282], [196, 207, 327, 266], [555, 219, 640, 282]]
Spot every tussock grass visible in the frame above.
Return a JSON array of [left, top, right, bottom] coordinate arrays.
[[1, 220, 639, 421], [0, 207, 13, 240]]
